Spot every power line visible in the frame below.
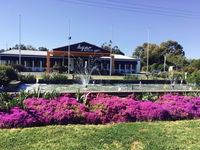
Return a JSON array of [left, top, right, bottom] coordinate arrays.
[[80, 0, 200, 17], [58, 0, 200, 18], [103, 0, 200, 15]]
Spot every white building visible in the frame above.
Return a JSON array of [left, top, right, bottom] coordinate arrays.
[[0, 42, 140, 74]]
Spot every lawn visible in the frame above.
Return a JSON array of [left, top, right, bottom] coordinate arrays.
[[0, 120, 200, 150]]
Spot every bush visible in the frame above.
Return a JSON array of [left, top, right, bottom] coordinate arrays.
[[0, 70, 9, 86], [41, 74, 68, 84], [53, 64, 61, 72], [123, 75, 138, 80], [51, 74, 68, 81], [11, 64, 25, 72], [0, 65, 18, 86], [0, 91, 28, 111], [153, 72, 168, 79], [187, 70, 200, 85], [169, 71, 184, 80], [0, 89, 61, 112], [41, 74, 68, 81], [53, 64, 67, 73], [0, 94, 200, 128], [18, 74, 36, 83], [0, 65, 18, 81], [41, 74, 51, 80]]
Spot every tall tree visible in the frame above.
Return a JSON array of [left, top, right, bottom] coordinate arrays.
[[133, 43, 160, 71], [160, 40, 185, 56], [101, 41, 125, 55], [38, 47, 49, 51], [26, 45, 36, 50], [132, 40, 186, 72], [12, 44, 27, 50]]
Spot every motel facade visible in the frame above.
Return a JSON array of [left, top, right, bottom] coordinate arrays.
[[0, 42, 140, 74]]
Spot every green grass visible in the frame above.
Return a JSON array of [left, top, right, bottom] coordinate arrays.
[[0, 120, 200, 150]]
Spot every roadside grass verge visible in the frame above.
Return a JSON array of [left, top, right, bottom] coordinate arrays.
[[0, 120, 200, 150]]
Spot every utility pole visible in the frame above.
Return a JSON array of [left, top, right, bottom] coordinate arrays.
[[109, 25, 113, 76], [19, 14, 21, 65], [146, 29, 150, 73], [68, 19, 71, 74], [109, 40, 112, 76]]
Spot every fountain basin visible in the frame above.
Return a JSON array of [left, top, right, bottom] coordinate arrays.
[[16, 83, 194, 93]]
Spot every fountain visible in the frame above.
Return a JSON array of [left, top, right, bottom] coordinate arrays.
[[73, 56, 100, 88], [139, 80, 142, 88], [15, 56, 198, 93]]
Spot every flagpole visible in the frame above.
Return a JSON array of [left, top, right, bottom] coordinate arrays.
[[68, 19, 71, 74], [19, 14, 21, 65]]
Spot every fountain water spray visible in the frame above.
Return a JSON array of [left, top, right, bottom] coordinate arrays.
[[73, 56, 100, 88]]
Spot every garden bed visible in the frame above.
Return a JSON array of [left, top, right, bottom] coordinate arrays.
[[0, 93, 200, 128]]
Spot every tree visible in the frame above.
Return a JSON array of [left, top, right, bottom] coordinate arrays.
[[133, 43, 160, 71], [160, 40, 185, 56], [187, 70, 200, 85], [189, 59, 200, 70], [12, 44, 27, 50], [101, 41, 125, 55], [38, 47, 49, 51], [183, 59, 200, 74], [11, 44, 50, 51], [132, 40, 186, 72], [26, 45, 36, 50], [0, 49, 5, 52]]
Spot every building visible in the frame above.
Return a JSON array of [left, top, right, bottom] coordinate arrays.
[[0, 42, 140, 74]]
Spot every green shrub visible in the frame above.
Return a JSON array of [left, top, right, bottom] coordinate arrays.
[[0, 65, 18, 86], [53, 64, 61, 72], [141, 93, 159, 101], [0, 65, 18, 81], [0, 91, 29, 111], [41, 74, 68, 81], [18, 74, 36, 83], [43, 90, 60, 99], [0, 92, 17, 111], [53, 64, 67, 73], [50, 74, 68, 81], [123, 75, 139, 80], [187, 70, 200, 85], [0, 89, 61, 111], [170, 71, 184, 80], [75, 89, 88, 105], [153, 72, 168, 79], [41, 74, 51, 80], [0, 70, 9, 86], [11, 64, 25, 72]]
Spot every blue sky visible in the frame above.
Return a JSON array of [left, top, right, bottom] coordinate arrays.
[[0, 0, 200, 59]]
